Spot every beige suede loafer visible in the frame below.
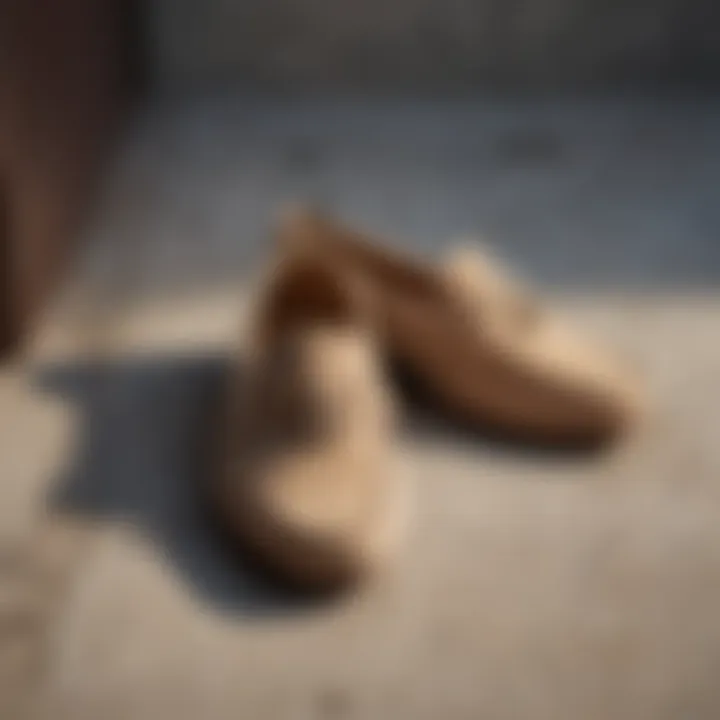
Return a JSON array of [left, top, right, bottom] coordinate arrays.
[[276, 206, 644, 447], [213, 249, 410, 594]]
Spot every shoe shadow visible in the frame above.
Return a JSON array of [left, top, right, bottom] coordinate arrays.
[[36, 352, 324, 618]]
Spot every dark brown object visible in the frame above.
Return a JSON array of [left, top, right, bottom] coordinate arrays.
[[0, 0, 130, 356]]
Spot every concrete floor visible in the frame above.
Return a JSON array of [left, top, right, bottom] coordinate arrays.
[[3, 96, 720, 720]]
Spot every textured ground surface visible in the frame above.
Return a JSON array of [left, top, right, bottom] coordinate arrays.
[[3, 96, 720, 720]]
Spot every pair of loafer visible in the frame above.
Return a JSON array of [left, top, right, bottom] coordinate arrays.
[[212, 208, 644, 594]]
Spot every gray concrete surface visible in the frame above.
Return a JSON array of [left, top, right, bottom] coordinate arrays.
[[3, 97, 720, 719]]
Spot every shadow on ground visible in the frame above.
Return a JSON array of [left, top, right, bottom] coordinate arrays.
[[36, 353, 327, 618], [36, 350, 609, 617]]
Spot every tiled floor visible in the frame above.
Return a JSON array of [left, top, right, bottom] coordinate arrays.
[[4, 96, 720, 720]]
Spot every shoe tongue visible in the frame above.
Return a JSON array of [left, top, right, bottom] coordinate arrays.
[[442, 246, 538, 327], [267, 326, 379, 441]]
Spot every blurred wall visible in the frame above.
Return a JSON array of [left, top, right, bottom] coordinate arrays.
[[150, 0, 720, 93]]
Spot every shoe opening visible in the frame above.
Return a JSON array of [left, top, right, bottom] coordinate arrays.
[[263, 260, 356, 342]]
